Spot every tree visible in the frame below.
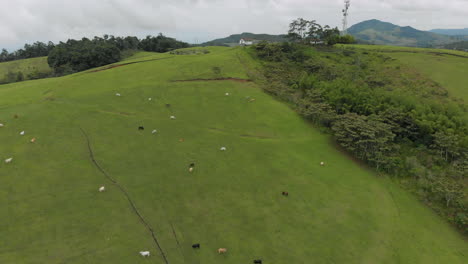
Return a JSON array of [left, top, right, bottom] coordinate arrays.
[[288, 18, 310, 42], [432, 131, 461, 162]]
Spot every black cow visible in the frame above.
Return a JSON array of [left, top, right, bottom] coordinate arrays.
[[166, 104, 171, 108], [189, 163, 195, 168], [138, 126, 144, 130], [254, 260, 262, 264], [192, 243, 200, 249], [282, 191, 289, 196]]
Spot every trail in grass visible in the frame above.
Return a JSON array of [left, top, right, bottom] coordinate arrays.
[[79, 127, 170, 264]]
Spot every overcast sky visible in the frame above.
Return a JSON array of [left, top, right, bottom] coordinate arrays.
[[1, 0, 468, 50]]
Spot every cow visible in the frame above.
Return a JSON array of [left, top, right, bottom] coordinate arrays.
[[20, 131, 25, 135], [115, 93, 121, 96], [220, 147, 226, 151], [139, 251, 150, 257], [0, 123, 4, 127], [218, 248, 227, 254], [192, 243, 200, 249], [138, 126, 144, 130], [152, 129, 157, 134], [282, 191, 289, 196], [5, 158, 13, 163], [254, 260, 262, 264], [99, 186, 105, 192], [170, 116, 176, 120], [320, 161, 325, 166], [30, 138, 36, 143]]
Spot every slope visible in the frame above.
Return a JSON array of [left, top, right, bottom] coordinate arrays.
[[0, 47, 467, 264], [0, 56, 52, 84], [345, 44, 468, 103], [348, 19, 461, 47]]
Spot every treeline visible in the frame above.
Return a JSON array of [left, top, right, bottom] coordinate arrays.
[[1, 34, 189, 77], [48, 34, 189, 74], [0, 42, 55, 62], [251, 42, 467, 234], [287, 18, 355, 45]]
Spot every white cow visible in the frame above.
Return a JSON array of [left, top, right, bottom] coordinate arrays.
[[116, 93, 121, 96], [220, 147, 227, 151], [5, 158, 13, 163], [20, 131, 25, 135], [152, 129, 157, 134], [139, 251, 150, 257], [99, 186, 105, 192], [189, 167, 194, 173], [320, 162, 325, 166], [225, 93, 230, 96], [170, 116, 176, 120], [148, 98, 152, 101], [0, 123, 4, 127]]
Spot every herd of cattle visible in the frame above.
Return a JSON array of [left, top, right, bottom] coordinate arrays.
[[1, 92, 327, 263]]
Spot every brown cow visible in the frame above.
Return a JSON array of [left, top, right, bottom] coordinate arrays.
[[218, 248, 227, 254]]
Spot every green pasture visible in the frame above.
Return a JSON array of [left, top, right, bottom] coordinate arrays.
[[0, 47, 466, 263], [0, 56, 52, 82], [344, 44, 468, 103]]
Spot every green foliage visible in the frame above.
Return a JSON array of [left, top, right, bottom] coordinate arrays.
[[48, 38, 121, 73], [139, 33, 189, 52], [287, 18, 341, 45], [252, 42, 468, 234], [0, 41, 55, 62]]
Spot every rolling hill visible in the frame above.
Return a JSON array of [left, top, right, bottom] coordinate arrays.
[[202, 33, 287, 46], [344, 44, 468, 103], [348, 19, 464, 47], [0, 47, 467, 263], [0, 56, 52, 84]]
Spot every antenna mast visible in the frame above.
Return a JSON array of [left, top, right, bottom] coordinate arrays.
[[342, 0, 351, 35]]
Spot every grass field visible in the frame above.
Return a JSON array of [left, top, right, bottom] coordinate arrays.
[[0, 47, 467, 263], [0, 57, 52, 82], [343, 44, 468, 103]]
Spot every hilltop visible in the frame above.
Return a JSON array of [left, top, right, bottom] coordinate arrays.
[[0, 47, 467, 263], [348, 19, 465, 47], [202, 32, 287, 46]]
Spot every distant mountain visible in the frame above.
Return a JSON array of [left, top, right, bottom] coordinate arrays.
[[348, 19, 461, 47], [430, 28, 468, 36], [202, 32, 287, 46]]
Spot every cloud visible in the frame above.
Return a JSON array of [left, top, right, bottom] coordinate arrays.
[[1, 0, 467, 50]]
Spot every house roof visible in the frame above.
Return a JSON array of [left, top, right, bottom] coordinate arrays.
[[240, 38, 254, 41]]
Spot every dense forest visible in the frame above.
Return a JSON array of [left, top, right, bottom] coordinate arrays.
[[0, 34, 189, 82], [249, 20, 467, 234]]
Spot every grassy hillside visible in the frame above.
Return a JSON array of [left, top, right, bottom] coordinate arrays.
[[0, 56, 52, 83], [0, 48, 467, 263], [348, 19, 463, 47], [202, 33, 287, 46], [344, 44, 468, 103]]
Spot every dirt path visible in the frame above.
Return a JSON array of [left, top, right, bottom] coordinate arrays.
[[80, 127, 169, 264]]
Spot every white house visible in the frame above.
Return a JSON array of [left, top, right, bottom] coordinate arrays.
[[239, 38, 254, 46]]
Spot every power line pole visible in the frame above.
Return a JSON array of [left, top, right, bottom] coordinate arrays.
[[342, 0, 351, 35]]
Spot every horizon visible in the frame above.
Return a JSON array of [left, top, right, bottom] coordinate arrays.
[[2, 0, 468, 51]]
